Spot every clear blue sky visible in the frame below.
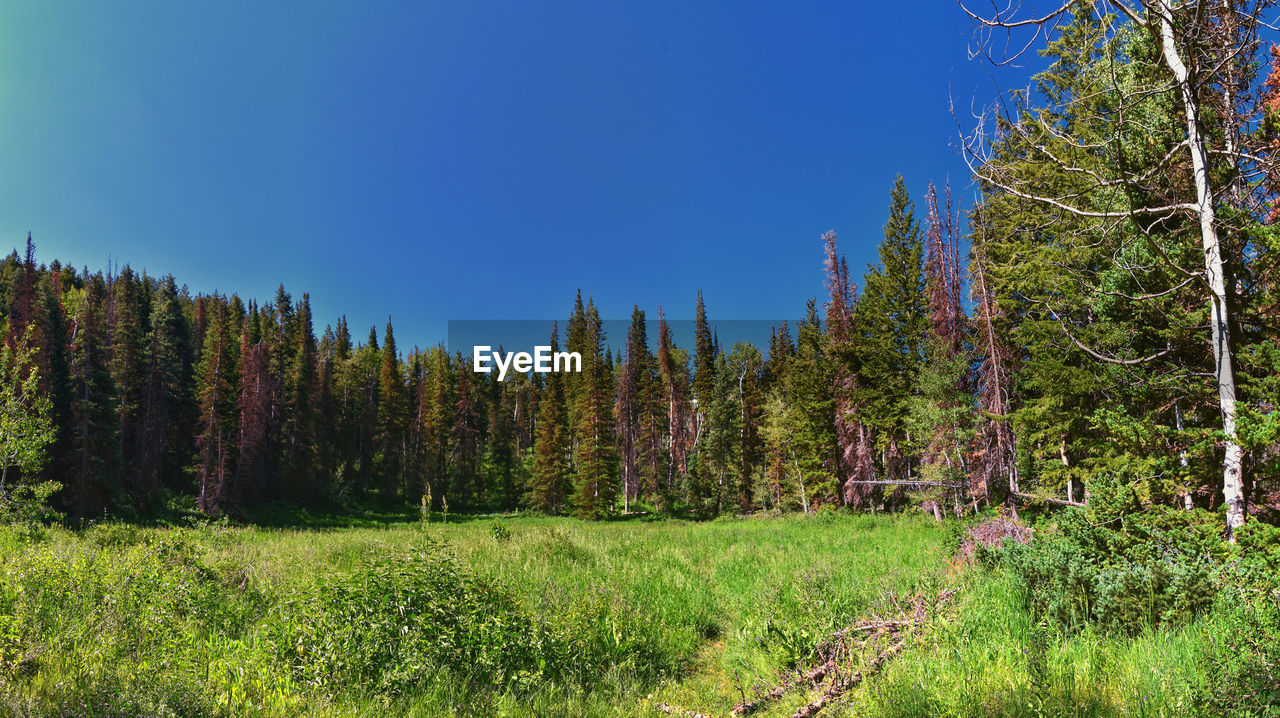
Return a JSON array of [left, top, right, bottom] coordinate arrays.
[[0, 1, 1025, 350]]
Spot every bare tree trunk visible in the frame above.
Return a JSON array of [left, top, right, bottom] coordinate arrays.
[[1175, 401, 1193, 510], [789, 448, 809, 516], [1157, 0, 1245, 539]]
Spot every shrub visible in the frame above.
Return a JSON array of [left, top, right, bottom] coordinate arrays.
[[1197, 594, 1280, 715], [278, 537, 675, 699], [488, 521, 512, 542], [281, 540, 546, 694], [811, 504, 840, 524], [957, 511, 1032, 565], [990, 478, 1235, 632]]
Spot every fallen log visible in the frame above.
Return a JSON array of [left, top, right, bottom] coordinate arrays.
[[827, 619, 912, 640], [790, 639, 906, 718], [663, 587, 962, 718], [841, 479, 961, 489], [730, 659, 835, 717]]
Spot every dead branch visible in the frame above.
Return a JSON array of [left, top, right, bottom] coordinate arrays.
[[789, 639, 906, 718], [730, 660, 836, 717], [655, 704, 715, 718], [1014, 491, 1086, 507]]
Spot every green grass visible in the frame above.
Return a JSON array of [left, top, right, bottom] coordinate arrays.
[[0, 513, 1264, 717]]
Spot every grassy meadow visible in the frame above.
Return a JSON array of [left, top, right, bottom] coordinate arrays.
[[0, 511, 1268, 717]]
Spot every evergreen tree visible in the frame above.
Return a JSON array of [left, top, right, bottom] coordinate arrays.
[[194, 296, 238, 515], [421, 345, 454, 505], [451, 352, 482, 506], [692, 291, 716, 448], [67, 276, 121, 515], [616, 306, 656, 512], [530, 325, 570, 513], [570, 299, 616, 518], [136, 277, 193, 496], [851, 176, 927, 488], [233, 322, 273, 503], [762, 301, 835, 510], [109, 267, 148, 493], [283, 294, 318, 500], [656, 309, 691, 508], [483, 364, 518, 509], [376, 319, 404, 499]]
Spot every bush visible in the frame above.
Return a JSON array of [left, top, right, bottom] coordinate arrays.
[[990, 475, 1228, 632], [281, 540, 545, 693], [1197, 594, 1280, 716], [488, 521, 512, 542], [279, 538, 672, 697], [0, 480, 63, 526], [811, 503, 840, 524]]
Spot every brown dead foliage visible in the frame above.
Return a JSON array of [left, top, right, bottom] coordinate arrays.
[[955, 511, 1032, 563]]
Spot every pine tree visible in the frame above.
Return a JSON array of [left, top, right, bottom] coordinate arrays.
[[656, 309, 692, 509], [233, 322, 273, 502], [570, 299, 616, 518], [421, 345, 455, 505], [704, 342, 763, 514], [451, 352, 482, 506], [483, 364, 518, 509], [905, 182, 973, 515], [110, 266, 148, 493], [762, 300, 835, 510], [617, 306, 655, 512], [136, 277, 193, 495], [67, 276, 121, 515], [331, 316, 360, 491], [355, 326, 381, 495], [530, 325, 570, 513], [194, 296, 238, 515], [692, 291, 716, 449], [315, 325, 338, 493], [283, 294, 319, 500], [376, 319, 404, 498], [852, 176, 927, 490]]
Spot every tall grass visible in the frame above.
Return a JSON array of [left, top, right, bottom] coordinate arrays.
[[0, 513, 1266, 716]]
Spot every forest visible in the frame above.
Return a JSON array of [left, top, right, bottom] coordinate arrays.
[[2, 1, 1280, 716]]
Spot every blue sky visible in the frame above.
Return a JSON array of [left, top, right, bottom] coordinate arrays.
[[0, 1, 1027, 350]]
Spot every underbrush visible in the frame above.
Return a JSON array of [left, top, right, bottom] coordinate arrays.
[[0, 512, 947, 717], [863, 481, 1280, 718], [278, 538, 673, 697]]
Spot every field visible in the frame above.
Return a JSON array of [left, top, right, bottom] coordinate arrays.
[[0, 511, 1258, 717]]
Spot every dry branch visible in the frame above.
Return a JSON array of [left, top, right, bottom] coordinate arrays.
[[730, 660, 836, 717], [1013, 491, 1086, 508], [655, 704, 715, 718], [790, 639, 907, 718]]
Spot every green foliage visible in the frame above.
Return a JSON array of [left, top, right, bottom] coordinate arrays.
[[488, 520, 511, 542], [998, 505, 1222, 632], [281, 541, 553, 693], [0, 331, 55, 506], [0, 480, 63, 525], [761, 300, 835, 510], [1197, 593, 1280, 715], [0, 509, 951, 716], [849, 176, 927, 455]]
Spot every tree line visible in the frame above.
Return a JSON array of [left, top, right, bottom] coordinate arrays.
[[0, 178, 972, 521], [3, 1, 1279, 535]]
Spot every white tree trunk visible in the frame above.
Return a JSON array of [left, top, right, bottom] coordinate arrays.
[[1157, 0, 1245, 539], [1175, 401, 1193, 509]]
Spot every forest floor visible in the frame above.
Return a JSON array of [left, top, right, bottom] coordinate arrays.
[[0, 510, 1234, 717]]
